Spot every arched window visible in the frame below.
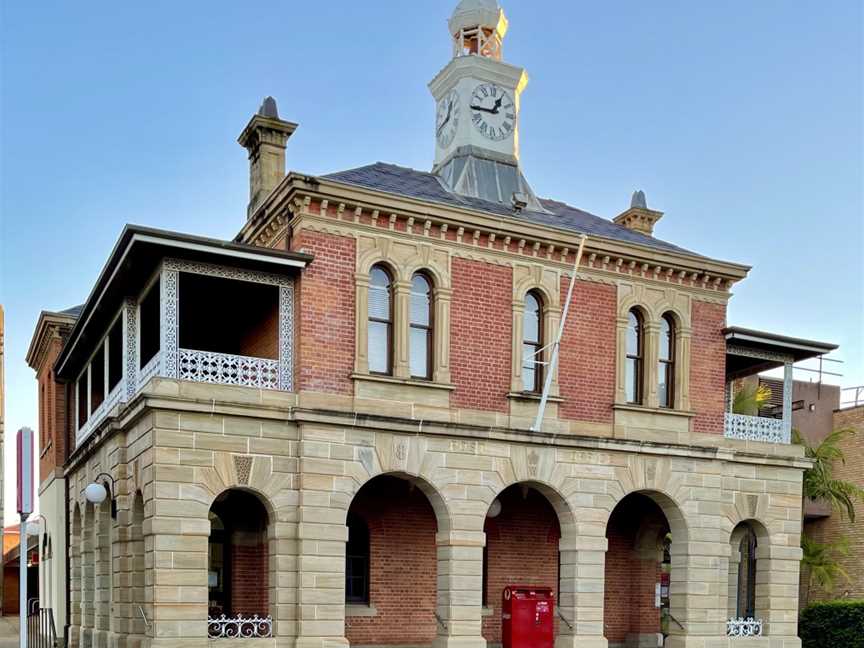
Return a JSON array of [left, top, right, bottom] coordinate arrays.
[[345, 513, 370, 604], [658, 314, 676, 408], [522, 291, 544, 393], [368, 265, 393, 375], [625, 309, 644, 404], [736, 525, 758, 619], [409, 273, 433, 379]]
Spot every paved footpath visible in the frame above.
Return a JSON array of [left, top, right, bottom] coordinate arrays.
[[0, 615, 20, 647]]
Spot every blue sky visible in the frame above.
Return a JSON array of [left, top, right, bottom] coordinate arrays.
[[1, 1, 862, 521]]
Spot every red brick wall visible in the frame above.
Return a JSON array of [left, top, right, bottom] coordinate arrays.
[[238, 301, 279, 360], [604, 495, 668, 644], [346, 476, 438, 645], [38, 337, 68, 482], [229, 540, 268, 615], [291, 230, 356, 395], [690, 301, 727, 435], [450, 258, 512, 412], [482, 486, 561, 642], [558, 279, 617, 423]]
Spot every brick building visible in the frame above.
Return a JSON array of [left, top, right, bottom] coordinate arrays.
[[806, 403, 864, 603], [29, 2, 839, 648]]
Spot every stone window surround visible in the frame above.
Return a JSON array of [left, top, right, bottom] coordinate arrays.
[[354, 242, 453, 387], [615, 285, 693, 413]]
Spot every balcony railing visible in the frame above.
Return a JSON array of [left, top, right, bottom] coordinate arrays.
[[139, 353, 162, 390], [724, 412, 790, 444], [726, 617, 763, 637], [75, 381, 126, 446], [178, 348, 279, 390], [207, 614, 273, 639]]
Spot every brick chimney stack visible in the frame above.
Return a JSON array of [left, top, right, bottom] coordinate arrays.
[[238, 97, 297, 219]]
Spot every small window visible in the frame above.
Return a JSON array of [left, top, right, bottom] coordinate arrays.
[[77, 376, 88, 429], [108, 317, 123, 393], [737, 525, 758, 619], [139, 280, 160, 369], [658, 314, 675, 408], [368, 266, 393, 375], [345, 513, 370, 604], [409, 273, 433, 379], [625, 309, 644, 404], [90, 346, 105, 414], [522, 291, 543, 393]]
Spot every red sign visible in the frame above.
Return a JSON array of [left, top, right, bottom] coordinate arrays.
[[17, 427, 34, 516]]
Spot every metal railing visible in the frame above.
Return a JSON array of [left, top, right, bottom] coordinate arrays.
[[26, 599, 57, 648], [724, 412, 790, 444], [207, 614, 273, 639]]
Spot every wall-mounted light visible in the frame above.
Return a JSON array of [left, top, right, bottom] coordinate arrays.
[[487, 498, 502, 518], [84, 473, 117, 519]]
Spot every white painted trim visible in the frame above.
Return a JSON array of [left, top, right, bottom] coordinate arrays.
[[131, 233, 308, 268]]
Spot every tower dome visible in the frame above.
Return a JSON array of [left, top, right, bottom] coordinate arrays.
[[449, 0, 508, 60]]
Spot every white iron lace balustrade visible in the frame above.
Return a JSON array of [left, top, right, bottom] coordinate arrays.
[[724, 412, 790, 444], [726, 617, 763, 637], [178, 349, 279, 389], [138, 353, 162, 390], [208, 614, 273, 639], [75, 381, 127, 446]]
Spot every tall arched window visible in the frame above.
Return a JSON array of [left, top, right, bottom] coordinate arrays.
[[409, 273, 433, 379], [737, 525, 758, 619], [522, 291, 543, 393], [345, 513, 370, 604], [658, 314, 676, 408], [368, 265, 393, 375], [625, 309, 644, 404]]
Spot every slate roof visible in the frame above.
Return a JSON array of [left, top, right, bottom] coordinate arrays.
[[323, 162, 702, 257], [59, 304, 83, 317]]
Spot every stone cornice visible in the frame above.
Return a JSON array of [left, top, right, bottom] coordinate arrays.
[[26, 312, 76, 372], [291, 211, 732, 304], [63, 383, 810, 474], [236, 173, 750, 291]]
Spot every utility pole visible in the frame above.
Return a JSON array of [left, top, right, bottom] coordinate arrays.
[[17, 427, 34, 648]]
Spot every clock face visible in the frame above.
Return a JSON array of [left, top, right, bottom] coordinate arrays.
[[436, 90, 460, 148], [470, 83, 515, 141]]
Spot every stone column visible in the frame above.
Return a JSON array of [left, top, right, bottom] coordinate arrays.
[[643, 322, 661, 409], [393, 280, 412, 379], [432, 531, 486, 648], [558, 531, 607, 648], [432, 287, 453, 384], [69, 511, 82, 648], [510, 299, 525, 392], [664, 536, 726, 648], [94, 504, 112, 648], [756, 543, 802, 643], [80, 505, 96, 648]]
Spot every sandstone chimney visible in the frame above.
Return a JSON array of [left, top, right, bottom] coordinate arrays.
[[238, 97, 297, 219]]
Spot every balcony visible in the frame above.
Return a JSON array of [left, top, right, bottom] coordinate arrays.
[[722, 327, 836, 445], [73, 255, 296, 447]]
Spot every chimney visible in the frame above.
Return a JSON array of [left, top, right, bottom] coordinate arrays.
[[238, 97, 298, 219], [613, 190, 664, 237]]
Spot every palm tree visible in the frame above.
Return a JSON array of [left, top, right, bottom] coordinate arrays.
[[793, 428, 864, 522], [794, 427, 864, 604], [731, 382, 772, 416]]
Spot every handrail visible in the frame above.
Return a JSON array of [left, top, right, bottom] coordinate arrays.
[[557, 608, 574, 630], [434, 612, 448, 631]]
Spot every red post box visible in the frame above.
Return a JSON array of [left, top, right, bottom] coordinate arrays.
[[501, 586, 555, 648]]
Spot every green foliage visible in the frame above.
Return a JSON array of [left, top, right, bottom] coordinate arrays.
[[731, 383, 772, 416], [793, 427, 864, 522], [799, 599, 864, 648], [801, 535, 850, 594]]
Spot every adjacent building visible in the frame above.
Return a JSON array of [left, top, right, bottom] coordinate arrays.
[[26, 307, 80, 633], [29, 2, 839, 648]]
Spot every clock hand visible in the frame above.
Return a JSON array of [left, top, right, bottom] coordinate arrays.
[[470, 104, 497, 114], [490, 96, 503, 114], [436, 102, 453, 136]]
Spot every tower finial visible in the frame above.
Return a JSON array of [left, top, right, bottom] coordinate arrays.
[[449, 0, 508, 60], [630, 189, 647, 209]]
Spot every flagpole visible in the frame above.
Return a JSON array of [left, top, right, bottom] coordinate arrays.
[[531, 235, 587, 432]]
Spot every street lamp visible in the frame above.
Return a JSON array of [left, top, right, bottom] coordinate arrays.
[[84, 473, 117, 519]]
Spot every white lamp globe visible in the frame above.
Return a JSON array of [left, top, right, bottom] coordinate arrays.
[[487, 498, 502, 518], [84, 482, 108, 504]]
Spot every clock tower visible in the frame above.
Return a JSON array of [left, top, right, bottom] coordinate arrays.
[[429, 0, 543, 211]]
